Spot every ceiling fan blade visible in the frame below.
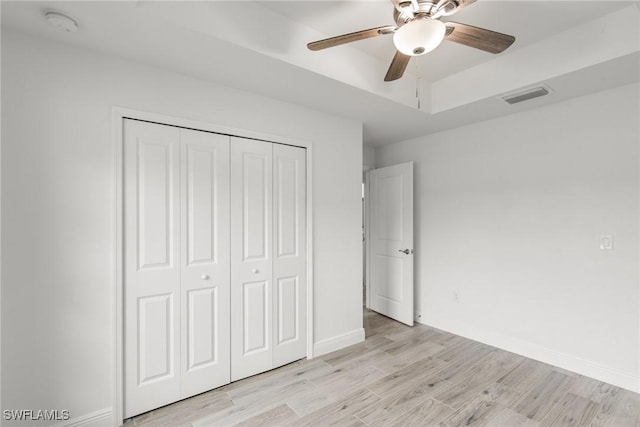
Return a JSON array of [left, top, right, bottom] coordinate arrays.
[[307, 26, 396, 51], [445, 22, 515, 54], [384, 51, 411, 82]]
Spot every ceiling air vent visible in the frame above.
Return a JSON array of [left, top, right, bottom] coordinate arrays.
[[501, 85, 552, 105]]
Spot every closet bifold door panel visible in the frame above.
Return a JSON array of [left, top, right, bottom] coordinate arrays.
[[179, 128, 231, 399], [230, 138, 274, 381], [230, 138, 307, 381], [124, 120, 231, 418], [124, 120, 181, 418], [272, 144, 307, 367]]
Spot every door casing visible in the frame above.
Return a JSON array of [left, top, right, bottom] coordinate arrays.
[[112, 107, 315, 426]]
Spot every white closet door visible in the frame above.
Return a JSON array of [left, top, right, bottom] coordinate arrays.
[[124, 120, 181, 417], [272, 144, 307, 366], [179, 129, 231, 398], [230, 137, 274, 381]]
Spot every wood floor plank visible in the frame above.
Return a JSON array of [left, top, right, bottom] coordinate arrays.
[[434, 349, 524, 409], [366, 356, 449, 398], [440, 395, 503, 426], [539, 393, 600, 427], [380, 322, 441, 342], [514, 371, 575, 421], [485, 407, 540, 427], [498, 358, 556, 392], [131, 389, 234, 426], [225, 358, 332, 402], [288, 364, 388, 418], [320, 334, 393, 366], [285, 384, 336, 417], [479, 381, 524, 408], [331, 347, 409, 375], [433, 337, 492, 363], [356, 377, 448, 425], [293, 388, 381, 427], [191, 402, 286, 427], [230, 379, 315, 408], [568, 375, 606, 401], [219, 358, 317, 394], [382, 337, 445, 364], [231, 404, 299, 427], [591, 388, 640, 427], [375, 397, 456, 427], [434, 344, 498, 383], [310, 363, 387, 389]]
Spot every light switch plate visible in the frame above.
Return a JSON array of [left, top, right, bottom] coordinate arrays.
[[600, 235, 614, 250]]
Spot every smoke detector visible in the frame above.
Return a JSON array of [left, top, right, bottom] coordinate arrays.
[[44, 11, 79, 33], [501, 85, 553, 105]]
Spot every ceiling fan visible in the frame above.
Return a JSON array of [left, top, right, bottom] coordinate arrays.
[[307, 0, 515, 82]]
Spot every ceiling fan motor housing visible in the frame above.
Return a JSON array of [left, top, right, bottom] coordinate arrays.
[[393, 0, 459, 26]]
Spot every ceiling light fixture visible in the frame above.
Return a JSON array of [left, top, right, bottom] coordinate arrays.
[[44, 11, 79, 33], [393, 18, 445, 56]]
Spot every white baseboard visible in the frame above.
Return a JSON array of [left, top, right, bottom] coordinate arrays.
[[50, 407, 113, 427], [416, 316, 640, 393], [313, 328, 365, 357]]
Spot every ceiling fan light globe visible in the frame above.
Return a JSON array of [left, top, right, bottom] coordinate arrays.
[[393, 18, 446, 56]]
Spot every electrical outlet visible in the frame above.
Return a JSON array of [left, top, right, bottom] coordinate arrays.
[[453, 291, 460, 302]]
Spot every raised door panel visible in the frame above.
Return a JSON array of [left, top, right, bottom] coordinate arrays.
[[138, 294, 175, 384], [186, 288, 218, 368], [230, 137, 273, 381], [277, 276, 299, 345], [242, 153, 269, 261], [124, 119, 181, 418], [179, 129, 231, 398], [272, 144, 307, 367], [243, 281, 269, 354]]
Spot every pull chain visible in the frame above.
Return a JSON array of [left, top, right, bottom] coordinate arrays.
[[414, 58, 422, 110]]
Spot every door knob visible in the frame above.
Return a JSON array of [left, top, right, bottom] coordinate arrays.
[[398, 249, 412, 254], [252, 268, 259, 274], [201, 274, 210, 280]]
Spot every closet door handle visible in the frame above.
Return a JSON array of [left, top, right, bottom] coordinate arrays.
[[252, 268, 259, 274], [201, 274, 210, 280]]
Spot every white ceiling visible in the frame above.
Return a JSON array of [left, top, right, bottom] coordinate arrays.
[[2, 1, 639, 146]]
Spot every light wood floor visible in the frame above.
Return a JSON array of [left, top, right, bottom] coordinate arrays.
[[124, 309, 640, 426]]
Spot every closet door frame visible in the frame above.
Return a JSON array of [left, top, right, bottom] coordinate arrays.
[[112, 107, 315, 426]]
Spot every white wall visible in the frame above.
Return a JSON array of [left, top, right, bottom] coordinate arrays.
[[363, 145, 376, 172], [376, 83, 640, 392], [1, 30, 364, 424]]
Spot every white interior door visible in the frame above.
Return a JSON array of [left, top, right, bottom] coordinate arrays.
[[272, 143, 306, 367], [179, 128, 231, 398], [230, 137, 274, 381], [124, 120, 181, 417], [367, 162, 414, 326]]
